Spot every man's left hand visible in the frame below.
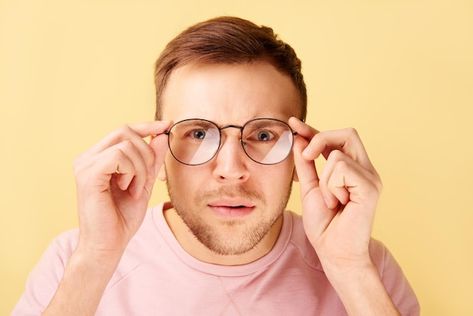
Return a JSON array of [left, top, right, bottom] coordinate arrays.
[[289, 117, 383, 273]]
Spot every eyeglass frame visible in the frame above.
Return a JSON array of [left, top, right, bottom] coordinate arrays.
[[163, 117, 298, 166]]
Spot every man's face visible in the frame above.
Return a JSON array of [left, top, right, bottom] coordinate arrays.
[[160, 61, 300, 256]]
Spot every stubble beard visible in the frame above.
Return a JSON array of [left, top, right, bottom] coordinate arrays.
[[166, 177, 293, 256]]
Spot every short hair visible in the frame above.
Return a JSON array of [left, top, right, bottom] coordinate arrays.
[[154, 16, 307, 120]]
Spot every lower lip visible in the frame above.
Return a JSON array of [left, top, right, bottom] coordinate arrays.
[[209, 206, 255, 218]]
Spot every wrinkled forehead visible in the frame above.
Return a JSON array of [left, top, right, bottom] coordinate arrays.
[[160, 61, 301, 125]]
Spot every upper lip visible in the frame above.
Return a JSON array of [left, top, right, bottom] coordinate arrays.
[[208, 199, 255, 208]]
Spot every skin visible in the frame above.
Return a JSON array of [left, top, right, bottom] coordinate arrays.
[[158, 61, 299, 265], [42, 60, 400, 315]]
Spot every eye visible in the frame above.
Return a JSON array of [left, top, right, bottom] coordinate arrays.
[[256, 130, 274, 141], [191, 129, 206, 140]]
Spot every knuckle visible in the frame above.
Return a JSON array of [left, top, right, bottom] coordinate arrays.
[[328, 149, 343, 161], [347, 127, 359, 140], [370, 171, 383, 193], [371, 183, 382, 197], [364, 178, 382, 198], [111, 124, 131, 140], [114, 147, 127, 160], [119, 139, 134, 150], [347, 127, 358, 135], [109, 128, 123, 140], [120, 124, 132, 133], [335, 159, 349, 171]]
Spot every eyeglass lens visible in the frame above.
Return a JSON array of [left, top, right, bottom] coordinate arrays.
[[167, 119, 294, 165]]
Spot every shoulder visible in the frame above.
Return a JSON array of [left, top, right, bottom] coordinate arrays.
[[368, 239, 420, 315], [35, 203, 163, 270], [367, 237, 409, 281], [368, 238, 389, 274], [284, 210, 324, 271], [285, 211, 402, 275], [41, 228, 80, 268], [284, 211, 419, 314]]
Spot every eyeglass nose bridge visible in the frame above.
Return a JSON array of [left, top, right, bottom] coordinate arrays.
[[215, 124, 246, 153], [220, 124, 244, 132]]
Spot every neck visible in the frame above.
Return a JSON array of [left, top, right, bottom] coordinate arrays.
[[163, 204, 283, 266]]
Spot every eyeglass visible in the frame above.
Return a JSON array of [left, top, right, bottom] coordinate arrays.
[[164, 118, 297, 166]]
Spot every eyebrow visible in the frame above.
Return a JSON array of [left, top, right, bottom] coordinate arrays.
[[177, 120, 216, 128], [245, 119, 284, 128], [178, 116, 289, 126]]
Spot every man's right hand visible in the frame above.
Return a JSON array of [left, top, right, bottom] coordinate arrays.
[[42, 121, 171, 316], [72, 120, 171, 258]]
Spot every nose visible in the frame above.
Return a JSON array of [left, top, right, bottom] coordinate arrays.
[[211, 133, 250, 183]]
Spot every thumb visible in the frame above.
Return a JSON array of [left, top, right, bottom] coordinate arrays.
[[293, 135, 320, 199], [149, 133, 169, 177], [141, 134, 168, 198]]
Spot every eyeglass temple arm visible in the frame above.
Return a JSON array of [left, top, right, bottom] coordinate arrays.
[[150, 131, 170, 138]]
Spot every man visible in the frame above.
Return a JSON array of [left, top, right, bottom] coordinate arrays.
[[13, 16, 419, 315]]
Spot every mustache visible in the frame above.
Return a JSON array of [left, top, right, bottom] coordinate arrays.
[[198, 185, 265, 204]]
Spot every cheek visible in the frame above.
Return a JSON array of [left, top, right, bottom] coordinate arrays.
[[253, 163, 294, 197], [166, 152, 295, 200], [165, 157, 208, 193]]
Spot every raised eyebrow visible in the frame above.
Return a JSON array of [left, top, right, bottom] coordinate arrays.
[[245, 120, 286, 130], [178, 120, 216, 128]]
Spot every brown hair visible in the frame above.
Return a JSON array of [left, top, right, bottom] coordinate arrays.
[[154, 16, 307, 120]]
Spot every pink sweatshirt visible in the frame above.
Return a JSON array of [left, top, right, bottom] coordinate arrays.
[[13, 203, 419, 315]]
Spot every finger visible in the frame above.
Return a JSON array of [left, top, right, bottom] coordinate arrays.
[[121, 130, 159, 175], [327, 161, 380, 228], [293, 135, 320, 200], [321, 149, 380, 210], [289, 117, 332, 160], [93, 130, 158, 177], [128, 120, 173, 137], [140, 133, 169, 197], [319, 150, 349, 210], [80, 145, 135, 192], [116, 140, 149, 199], [94, 140, 148, 199], [116, 170, 135, 192], [302, 127, 374, 171], [289, 116, 319, 139], [83, 120, 172, 158], [149, 133, 169, 176]]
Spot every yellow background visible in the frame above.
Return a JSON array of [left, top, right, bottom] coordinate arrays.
[[1, 0, 472, 314]]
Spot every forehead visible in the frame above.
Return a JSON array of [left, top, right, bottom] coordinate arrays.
[[160, 61, 301, 124]]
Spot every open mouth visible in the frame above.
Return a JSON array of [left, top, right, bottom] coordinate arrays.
[[208, 202, 255, 218]]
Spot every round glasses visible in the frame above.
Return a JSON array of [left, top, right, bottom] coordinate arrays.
[[164, 118, 297, 166]]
